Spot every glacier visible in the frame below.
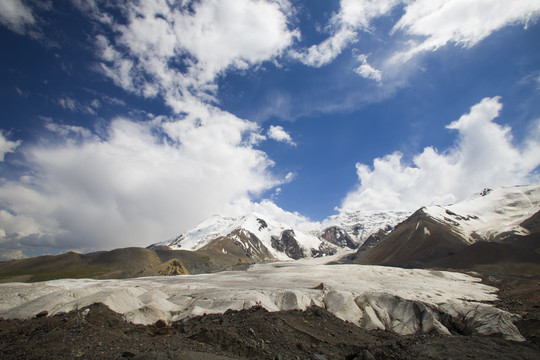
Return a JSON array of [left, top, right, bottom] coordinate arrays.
[[0, 258, 524, 342]]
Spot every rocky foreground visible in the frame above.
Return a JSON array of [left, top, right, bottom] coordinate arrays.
[[0, 271, 539, 360]]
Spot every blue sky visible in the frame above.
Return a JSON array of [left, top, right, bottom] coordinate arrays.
[[1, 0, 540, 260]]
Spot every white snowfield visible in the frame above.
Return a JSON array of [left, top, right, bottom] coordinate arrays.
[[425, 184, 540, 243], [0, 261, 525, 342]]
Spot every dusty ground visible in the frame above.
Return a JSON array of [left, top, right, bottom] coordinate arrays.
[[1, 272, 539, 360]]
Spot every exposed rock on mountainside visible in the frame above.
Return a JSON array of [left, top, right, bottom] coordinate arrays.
[[201, 229, 276, 263], [319, 226, 357, 249], [360, 229, 389, 251], [323, 210, 410, 244], [270, 230, 305, 260], [353, 184, 540, 273]]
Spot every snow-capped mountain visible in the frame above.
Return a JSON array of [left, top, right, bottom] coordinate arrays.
[[353, 184, 540, 270], [423, 185, 539, 243], [152, 212, 337, 261], [151, 207, 409, 261], [322, 210, 410, 245]]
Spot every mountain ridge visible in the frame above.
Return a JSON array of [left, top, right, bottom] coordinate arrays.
[[151, 209, 407, 261], [351, 184, 540, 273]]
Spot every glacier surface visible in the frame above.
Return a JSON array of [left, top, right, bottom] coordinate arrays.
[[0, 260, 524, 341]]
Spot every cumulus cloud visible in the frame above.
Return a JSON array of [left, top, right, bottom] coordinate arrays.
[[267, 125, 296, 146], [339, 96, 540, 212], [0, 0, 35, 34], [0, 108, 283, 254], [91, 0, 297, 111], [290, 27, 357, 67], [0, 131, 21, 161], [391, 0, 540, 62]]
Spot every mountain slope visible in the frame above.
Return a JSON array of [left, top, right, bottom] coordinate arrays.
[[353, 184, 540, 273], [423, 185, 539, 243], [0, 246, 266, 283]]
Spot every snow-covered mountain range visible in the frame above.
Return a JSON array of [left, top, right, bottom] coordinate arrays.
[[152, 184, 540, 268], [151, 209, 408, 261]]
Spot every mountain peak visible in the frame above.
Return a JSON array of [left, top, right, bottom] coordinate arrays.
[[353, 184, 540, 271], [423, 184, 540, 243]]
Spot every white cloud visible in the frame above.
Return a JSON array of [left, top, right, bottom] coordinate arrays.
[[0, 0, 35, 34], [226, 198, 320, 232], [0, 108, 286, 253], [336, 0, 403, 30], [268, 125, 296, 146], [293, 0, 540, 86], [44, 122, 93, 139], [91, 0, 297, 111], [172, 0, 296, 83], [290, 27, 357, 67], [391, 0, 540, 62], [354, 54, 382, 82], [291, 0, 402, 67], [340, 96, 540, 212], [0, 131, 21, 161]]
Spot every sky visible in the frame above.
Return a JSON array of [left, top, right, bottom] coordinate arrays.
[[1, 0, 540, 260]]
